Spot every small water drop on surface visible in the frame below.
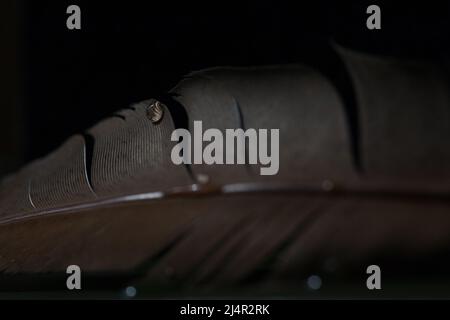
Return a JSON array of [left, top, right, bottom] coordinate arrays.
[[307, 275, 322, 290], [124, 286, 137, 298]]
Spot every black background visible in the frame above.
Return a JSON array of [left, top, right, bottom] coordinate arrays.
[[7, 1, 450, 167]]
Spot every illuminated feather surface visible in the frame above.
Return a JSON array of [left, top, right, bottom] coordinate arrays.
[[1, 47, 450, 297]]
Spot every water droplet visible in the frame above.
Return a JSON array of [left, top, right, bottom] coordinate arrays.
[[307, 275, 322, 290]]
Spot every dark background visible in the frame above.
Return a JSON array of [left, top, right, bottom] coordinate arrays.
[[1, 1, 450, 176]]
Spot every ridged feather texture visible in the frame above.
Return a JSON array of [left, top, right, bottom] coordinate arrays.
[[1, 47, 450, 297]]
